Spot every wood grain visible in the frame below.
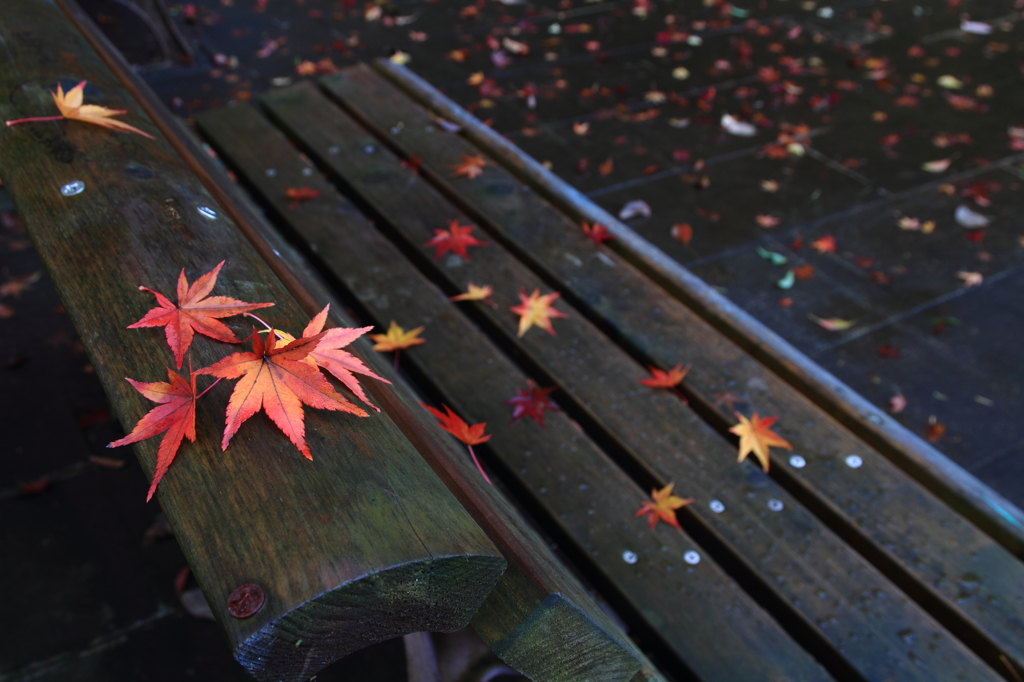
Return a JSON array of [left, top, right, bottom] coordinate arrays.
[[198, 101, 836, 682], [0, 6, 505, 682], [324, 64, 1024, 680]]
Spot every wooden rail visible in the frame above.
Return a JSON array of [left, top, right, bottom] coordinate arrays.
[[0, 5, 506, 682]]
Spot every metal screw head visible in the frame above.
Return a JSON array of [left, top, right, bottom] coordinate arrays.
[[226, 583, 265, 618], [60, 180, 85, 196], [867, 413, 883, 424], [845, 455, 863, 469], [197, 206, 218, 219], [328, 146, 341, 155], [789, 455, 807, 468], [363, 144, 376, 154], [389, 125, 402, 135], [264, 168, 277, 177], [302, 167, 313, 176], [622, 550, 638, 564], [709, 499, 725, 513], [768, 499, 785, 512], [683, 550, 701, 565]]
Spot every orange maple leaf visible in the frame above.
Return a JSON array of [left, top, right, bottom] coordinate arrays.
[[729, 412, 792, 472], [635, 482, 694, 530], [639, 364, 690, 388], [511, 288, 569, 337], [423, 220, 488, 260], [108, 366, 205, 501], [6, 81, 154, 139], [275, 304, 391, 411], [422, 403, 492, 483], [810, 234, 836, 253], [198, 328, 367, 458], [449, 154, 488, 179], [370, 321, 426, 352], [581, 222, 615, 244], [285, 186, 321, 209], [450, 283, 498, 307], [128, 261, 274, 368]]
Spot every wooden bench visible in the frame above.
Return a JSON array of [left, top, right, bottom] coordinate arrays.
[[0, 3, 651, 682], [4, 1, 1024, 681]]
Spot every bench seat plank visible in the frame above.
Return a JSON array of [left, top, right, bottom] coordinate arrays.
[[249, 82, 1000, 681], [0, 6, 507, 682], [322, 64, 1024, 679], [198, 101, 833, 682]]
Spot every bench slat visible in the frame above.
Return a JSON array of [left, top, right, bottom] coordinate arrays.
[[374, 58, 1024, 561], [0, 6, 506, 682], [324, 64, 1024, 678], [199, 100, 832, 682], [255, 81, 1000, 681]]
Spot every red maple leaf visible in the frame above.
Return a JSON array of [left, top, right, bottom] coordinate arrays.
[[810, 235, 836, 253], [505, 382, 559, 427], [581, 222, 615, 244], [108, 366, 209, 501], [448, 154, 488, 179], [128, 261, 273, 368], [198, 328, 367, 458], [285, 186, 321, 210], [422, 403, 492, 483], [423, 220, 488, 260], [639, 364, 690, 388]]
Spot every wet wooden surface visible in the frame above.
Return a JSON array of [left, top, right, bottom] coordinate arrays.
[[0, 4, 506, 682]]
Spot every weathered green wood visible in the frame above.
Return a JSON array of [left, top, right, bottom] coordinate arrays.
[[325, 64, 1024, 678], [0, 7, 507, 682], [264, 79, 1003, 681], [199, 101, 833, 682]]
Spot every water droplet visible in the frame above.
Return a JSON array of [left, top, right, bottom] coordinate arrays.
[[683, 550, 701, 565], [845, 455, 863, 469], [302, 168, 313, 176], [197, 206, 218, 219], [328, 146, 340, 155], [709, 499, 725, 513], [363, 145, 376, 154], [768, 499, 784, 512], [265, 168, 277, 177], [622, 550, 638, 564], [60, 180, 85, 197], [789, 455, 806, 468]]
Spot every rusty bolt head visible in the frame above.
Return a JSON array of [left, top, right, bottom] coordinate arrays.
[[226, 583, 265, 618]]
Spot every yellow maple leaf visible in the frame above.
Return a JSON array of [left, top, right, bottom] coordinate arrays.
[[635, 482, 693, 530], [49, 81, 154, 138], [369, 321, 426, 352], [450, 283, 498, 307], [729, 412, 792, 472], [510, 287, 569, 337]]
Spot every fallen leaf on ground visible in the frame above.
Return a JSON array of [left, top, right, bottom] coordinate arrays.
[[370, 321, 426, 352], [6, 81, 154, 139], [511, 288, 569, 337], [449, 154, 488, 179], [423, 220, 487, 260], [635, 482, 693, 530], [0, 271, 41, 298], [729, 412, 792, 472], [756, 214, 780, 228], [955, 204, 990, 228], [956, 271, 983, 287], [505, 382, 559, 427], [721, 113, 757, 136], [108, 367, 202, 500], [810, 235, 836, 253], [198, 328, 367, 458], [618, 200, 652, 220], [889, 393, 907, 413], [921, 158, 952, 173], [808, 314, 855, 331], [670, 223, 693, 245], [640, 364, 690, 388], [88, 455, 126, 469], [128, 261, 274, 368], [450, 283, 498, 307]]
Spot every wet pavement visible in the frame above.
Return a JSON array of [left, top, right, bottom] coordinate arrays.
[[2, 0, 1023, 678]]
